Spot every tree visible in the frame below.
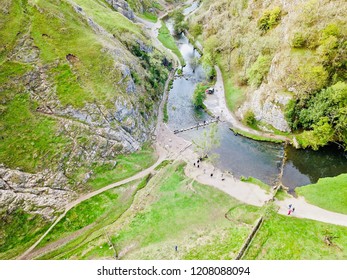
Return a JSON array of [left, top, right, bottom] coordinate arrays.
[[287, 81, 347, 149], [203, 35, 219, 66], [246, 55, 272, 87], [192, 83, 208, 109], [298, 117, 334, 150], [258, 7, 281, 32], [172, 10, 188, 35], [189, 56, 200, 73], [192, 123, 220, 164], [189, 23, 202, 38]]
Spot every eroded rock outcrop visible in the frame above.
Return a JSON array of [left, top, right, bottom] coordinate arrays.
[[0, 0, 168, 221], [105, 0, 135, 20]]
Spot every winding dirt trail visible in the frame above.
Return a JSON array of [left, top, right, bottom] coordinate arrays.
[[18, 144, 168, 260], [203, 59, 347, 227], [19, 0, 347, 261], [205, 66, 290, 142]]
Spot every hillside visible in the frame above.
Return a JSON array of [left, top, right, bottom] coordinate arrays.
[[0, 0, 174, 257], [188, 0, 347, 149]]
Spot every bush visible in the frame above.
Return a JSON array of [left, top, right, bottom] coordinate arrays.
[[190, 23, 203, 38], [292, 32, 306, 48], [192, 83, 209, 109], [296, 117, 334, 150], [246, 55, 272, 87], [172, 10, 188, 34], [244, 110, 257, 126], [258, 7, 281, 32]]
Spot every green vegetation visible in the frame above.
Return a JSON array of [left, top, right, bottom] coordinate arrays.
[[73, 0, 143, 36], [110, 163, 260, 260], [230, 128, 284, 144], [40, 162, 262, 259], [126, 0, 162, 15], [38, 179, 145, 249], [243, 110, 257, 127], [244, 212, 347, 259], [258, 7, 282, 32], [218, 60, 244, 111], [163, 100, 169, 122], [189, 23, 203, 38], [0, 0, 25, 63], [189, 0, 346, 148], [284, 20, 347, 149], [0, 209, 50, 259], [296, 174, 347, 215], [154, 159, 173, 171], [158, 21, 185, 65], [87, 145, 157, 190], [50, 64, 91, 108], [0, 61, 31, 84], [241, 177, 271, 193], [291, 32, 306, 48], [274, 188, 291, 201], [192, 83, 208, 109], [139, 12, 158, 23], [171, 10, 188, 35], [0, 94, 70, 173], [246, 55, 272, 87], [286, 82, 347, 149]]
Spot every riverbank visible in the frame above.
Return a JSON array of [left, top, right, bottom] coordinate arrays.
[[204, 66, 290, 143]]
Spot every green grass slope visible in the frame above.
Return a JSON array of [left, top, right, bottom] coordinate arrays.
[[38, 162, 262, 260], [0, 0, 169, 259], [296, 174, 347, 215], [244, 212, 347, 259]]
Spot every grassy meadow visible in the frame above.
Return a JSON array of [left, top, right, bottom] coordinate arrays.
[[296, 174, 347, 215]]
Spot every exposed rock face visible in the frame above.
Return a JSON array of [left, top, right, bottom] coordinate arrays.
[[0, 0, 167, 221], [0, 166, 75, 221], [105, 0, 135, 20], [238, 84, 291, 132], [193, 0, 345, 132], [238, 52, 292, 132]]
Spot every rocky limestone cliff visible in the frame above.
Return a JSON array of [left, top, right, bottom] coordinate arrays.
[[105, 0, 135, 20], [190, 0, 346, 132], [0, 0, 169, 221]]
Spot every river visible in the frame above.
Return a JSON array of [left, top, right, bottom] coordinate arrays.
[[164, 3, 347, 192]]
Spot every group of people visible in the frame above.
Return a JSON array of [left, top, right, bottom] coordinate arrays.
[[288, 204, 295, 215], [193, 158, 201, 168]]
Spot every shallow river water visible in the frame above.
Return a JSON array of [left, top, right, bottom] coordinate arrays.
[[165, 8, 347, 190]]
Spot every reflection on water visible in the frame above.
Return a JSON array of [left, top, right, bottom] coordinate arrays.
[[165, 17, 347, 189], [283, 145, 347, 193], [181, 124, 284, 185]]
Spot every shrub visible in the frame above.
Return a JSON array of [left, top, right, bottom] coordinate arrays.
[[320, 23, 340, 42], [258, 7, 281, 32], [190, 23, 203, 38], [246, 55, 272, 87], [172, 10, 188, 34], [291, 32, 306, 48], [296, 117, 334, 150], [192, 83, 209, 109], [244, 110, 257, 126]]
